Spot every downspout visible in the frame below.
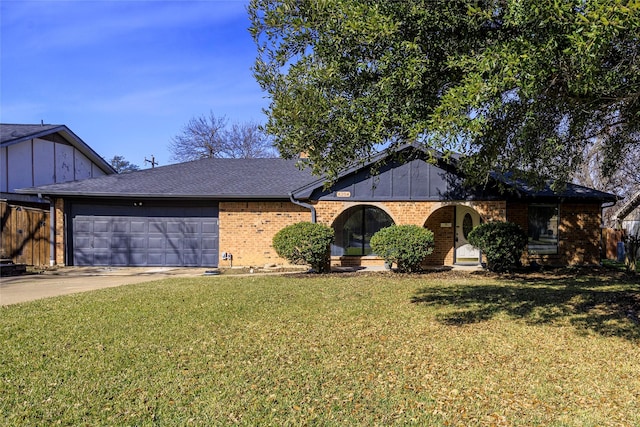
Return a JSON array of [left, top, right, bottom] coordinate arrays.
[[289, 192, 316, 223]]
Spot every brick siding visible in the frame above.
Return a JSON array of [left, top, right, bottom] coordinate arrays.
[[422, 205, 455, 265], [558, 203, 602, 265], [54, 198, 65, 265], [314, 200, 506, 268], [219, 201, 310, 267], [507, 201, 603, 266], [48, 197, 603, 268]]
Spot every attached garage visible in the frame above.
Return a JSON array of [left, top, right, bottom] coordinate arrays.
[[69, 201, 218, 267]]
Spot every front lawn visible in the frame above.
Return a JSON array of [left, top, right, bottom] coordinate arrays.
[[1, 270, 639, 426]]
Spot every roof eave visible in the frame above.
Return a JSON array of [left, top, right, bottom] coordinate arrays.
[[16, 188, 292, 200]]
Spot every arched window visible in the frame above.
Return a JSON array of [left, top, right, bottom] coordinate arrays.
[[331, 205, 394, 256]]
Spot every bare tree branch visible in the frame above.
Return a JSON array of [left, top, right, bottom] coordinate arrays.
[[169, 112, 277, 161]]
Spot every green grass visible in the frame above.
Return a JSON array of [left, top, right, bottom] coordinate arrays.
[[1, 270, 639, 426], [602, 258, 640, 273]]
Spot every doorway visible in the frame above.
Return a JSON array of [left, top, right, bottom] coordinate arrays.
[[455, 205, 481, 264]]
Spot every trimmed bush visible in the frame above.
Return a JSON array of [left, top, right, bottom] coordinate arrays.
[[467, 221, 527, 272], [370, 225, 435, 273], [272, 222, 334, 273]]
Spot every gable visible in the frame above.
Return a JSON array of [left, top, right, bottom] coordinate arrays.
[[292, 144, 616, 204], [0, 124, 115, 195], [0, 136, 109, 193], [300, 157, 495, 202]]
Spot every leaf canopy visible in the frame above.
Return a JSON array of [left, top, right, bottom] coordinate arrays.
[[249, 0, 640, 189]]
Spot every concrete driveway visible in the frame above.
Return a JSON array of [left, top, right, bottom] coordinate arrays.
[[0, 267, 212, 306]]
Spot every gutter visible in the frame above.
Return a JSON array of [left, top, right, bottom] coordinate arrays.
[[289, 192, 316, 223]]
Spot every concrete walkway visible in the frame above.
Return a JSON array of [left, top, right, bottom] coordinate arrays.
[[0, 267, 211, 306]]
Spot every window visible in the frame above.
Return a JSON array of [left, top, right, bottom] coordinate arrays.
[[331, 206, 394, 256], [462, 212, 473, 240], [528, 204, 559, 255]]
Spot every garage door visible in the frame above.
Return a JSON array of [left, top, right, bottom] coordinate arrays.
[[71, 202, 218, 267]]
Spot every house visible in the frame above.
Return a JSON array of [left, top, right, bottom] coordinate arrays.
[[17, 144, 616, 269], [1, 124, 116, 266], [613, 190, 640, 236]]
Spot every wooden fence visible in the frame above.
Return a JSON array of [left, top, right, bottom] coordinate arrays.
[[1, 201, 50, 266], [602, 228, 626, 260]]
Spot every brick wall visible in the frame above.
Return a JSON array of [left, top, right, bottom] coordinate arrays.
[[54, 198, 65, 265], [50, 196, 602, 268], [507, 201, 603, 266], [506, 201, 528, 230], [559, 203, 602, 265], [219, 201, 310, 267], [422, 205, 455, 265], [313, 200, 506, 268]]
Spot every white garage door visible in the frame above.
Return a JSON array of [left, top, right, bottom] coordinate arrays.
[[71, 202, 218, 267]]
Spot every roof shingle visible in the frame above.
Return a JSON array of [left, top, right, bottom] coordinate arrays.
[[19, 157, 316, 199], [1, 123, 63, 145]]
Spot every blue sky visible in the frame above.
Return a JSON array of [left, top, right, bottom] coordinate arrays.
[[1, 0, 268, 168]]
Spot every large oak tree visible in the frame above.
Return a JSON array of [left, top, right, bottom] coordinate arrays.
[[249, 0, 640, 190]]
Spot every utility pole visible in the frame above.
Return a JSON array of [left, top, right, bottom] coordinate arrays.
[[144, 155, 158, 168]]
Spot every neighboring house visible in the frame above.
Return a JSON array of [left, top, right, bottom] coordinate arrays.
[[613, 190, 640, 236], [1, 124, 116, 266], [18, 144, 616, 269]]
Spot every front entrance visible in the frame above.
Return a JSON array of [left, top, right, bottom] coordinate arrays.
[[455, 206, 481, 264]]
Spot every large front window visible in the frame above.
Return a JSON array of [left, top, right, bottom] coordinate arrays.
[[528, 204, 559, 255], [332, 206, 394, 256]]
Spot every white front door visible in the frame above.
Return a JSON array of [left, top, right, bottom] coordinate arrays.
[[455, 206, 481, 264]]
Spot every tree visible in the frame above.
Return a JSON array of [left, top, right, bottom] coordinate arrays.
[[109, 155, 140, 173], [249, 0, 640, 188], [572, 139, 639, 225], [169, 111, 277, 162], [573, 139, 640, 195]]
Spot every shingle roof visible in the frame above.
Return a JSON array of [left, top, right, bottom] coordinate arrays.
[[17, 143, 617, 203], [613, 189, 640, 223], [493, 173, 618, 203], [18, 157, 316, 199], [1, 124, 62, 144]]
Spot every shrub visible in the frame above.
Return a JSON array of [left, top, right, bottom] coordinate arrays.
[[272, 222, 334, 273], [467, 221, 527, 272], [370, 225, 434, 273]]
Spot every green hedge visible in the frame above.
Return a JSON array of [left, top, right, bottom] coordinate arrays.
[[272, 222, 334, 273], [370, 225, 434, 273], [467, 221, 527, 272]]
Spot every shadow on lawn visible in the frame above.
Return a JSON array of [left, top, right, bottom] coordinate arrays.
[[411, 271, 640, 341]]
